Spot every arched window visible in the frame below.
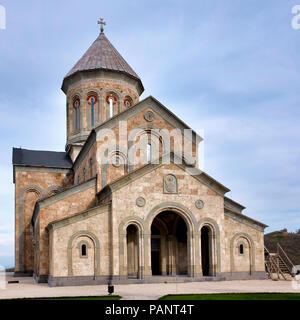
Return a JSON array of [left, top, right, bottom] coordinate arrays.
[[147, 143, 152, 163], [109, 97, 114, 118], [106, 94, 118, 119], [124, 97, 133, 108], [73, 98, 80, 131], [239, 244, 244, 255], [81, 244, 87, 257], [88, 95, 97, 128]]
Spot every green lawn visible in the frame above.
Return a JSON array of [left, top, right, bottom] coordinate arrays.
[[8, 295, 122, 301], [159, 293, 300, 300]]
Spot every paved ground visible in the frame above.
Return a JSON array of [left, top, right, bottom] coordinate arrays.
[[0, 273, 300, 300]]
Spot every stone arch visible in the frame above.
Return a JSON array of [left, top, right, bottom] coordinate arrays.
[[230, 232, 255, 274], [86, 90, 100, 129], [119, 216, 145, 236], [197, 217, 221, 274], [145, 202, 197, 233], [104, 89, 121, 118], [145, 202, 197, 277], [118, 216, 145, 278], [84, 88, 104, 124], [71, 93, 82, 132], [67, 230, 100, 276], [18, 185, 44, 272], [85, 88, 102, 98], [46, 185, 64, 197], [128, 125, 169, 161], [123, 95, 134, 109]]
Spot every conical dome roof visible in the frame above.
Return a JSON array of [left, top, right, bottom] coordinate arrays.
[[62, 32, 143, 93]]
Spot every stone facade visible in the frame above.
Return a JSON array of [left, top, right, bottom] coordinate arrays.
[[12, 29, 267, 286]]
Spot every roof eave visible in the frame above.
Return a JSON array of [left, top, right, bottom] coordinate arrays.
[[61, 69, 144, 95], [13, 164, 73, 171]]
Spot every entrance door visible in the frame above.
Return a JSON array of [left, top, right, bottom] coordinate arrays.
[[201, 226, 210, 276], [151, 238, 161, 275]]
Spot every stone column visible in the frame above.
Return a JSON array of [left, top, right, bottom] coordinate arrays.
[[194, 231, 202, 277], [143, 233, 152, 276], [98, 98, 104, 124], [119, 234, 127, 277], [138, 232, 144, 279], [116, 101, 121, 116], [210, 233, 217, 276]]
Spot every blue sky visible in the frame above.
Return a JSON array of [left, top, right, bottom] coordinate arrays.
[[0, 0, 299, 267]]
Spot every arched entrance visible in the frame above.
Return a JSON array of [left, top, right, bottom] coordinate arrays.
[[151, 211, 188, 276], [126, 224, 139, 278], [201, 226, 211, 276]]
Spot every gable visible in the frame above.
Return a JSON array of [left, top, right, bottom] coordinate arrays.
[[94, 96, 202, 145]]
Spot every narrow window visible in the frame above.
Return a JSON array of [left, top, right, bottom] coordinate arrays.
[[90, 97, 95, 127], [109, 97, 114, 118], [81, 244, 87, 257], [77, 174, 80, 184], [147, 143, 152, 163], [239, 244, 244, 255], [89, 158, 93, 178], [83, 167, 86, 182], [74, 99, 80, 131]]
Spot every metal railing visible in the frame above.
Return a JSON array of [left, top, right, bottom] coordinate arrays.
[[277, 243, 294, 276]]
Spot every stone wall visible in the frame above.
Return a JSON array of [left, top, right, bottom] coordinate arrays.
[[45, 162, 265, 284], [66, 76, 140, 146], [35, 179, 97, 276], [49, 205, 110, 278], [110, 162, 264, 277], [14, 167, 73, 274], [95, 105, 198, 192]]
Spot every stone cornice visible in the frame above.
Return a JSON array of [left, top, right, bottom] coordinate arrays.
[[40, 177, 96, 209], [224, 197, 246, 214], [97, 153, 230, 202], [62, 69, 144, 96], [46, 203, 110, 232], [31, 177, 97, 227], [224, 209, 268, 232]]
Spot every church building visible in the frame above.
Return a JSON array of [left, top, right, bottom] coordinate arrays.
[[12, 21, 267, 286]]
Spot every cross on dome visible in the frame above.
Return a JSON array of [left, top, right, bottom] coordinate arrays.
[[98, 18, 106, 33]]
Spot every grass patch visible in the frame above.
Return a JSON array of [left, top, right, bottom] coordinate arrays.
[[7, 295, 121, 301], [159, 293, 300, 300]]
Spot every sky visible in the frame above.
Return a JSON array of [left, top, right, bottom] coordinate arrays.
[[0, 0, 299, 268]]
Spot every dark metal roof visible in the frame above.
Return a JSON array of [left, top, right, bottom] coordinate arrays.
[[12, 148, 73, 169], [64, 32, 141, 81]]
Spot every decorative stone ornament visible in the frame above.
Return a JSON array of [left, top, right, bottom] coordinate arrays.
[[144, 110, 155, 122], [195, 199, 204, 209], [136, 197, 146, 207], [163, 174, 178, 194]]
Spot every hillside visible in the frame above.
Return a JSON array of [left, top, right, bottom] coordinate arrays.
[[264, 229, 300, 265]]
